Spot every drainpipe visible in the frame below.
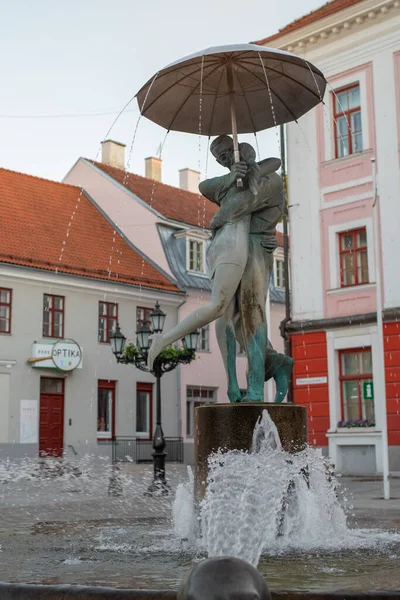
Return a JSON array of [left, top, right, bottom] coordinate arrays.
[[371, 157, 390, 500], [279, 124, 293, 404], [176, 296, 188, 438]]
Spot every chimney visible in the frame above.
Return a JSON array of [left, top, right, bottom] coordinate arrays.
[[101, 140, 126, 170], [179, 168, 200, 194], [145, 157, 162, 182]]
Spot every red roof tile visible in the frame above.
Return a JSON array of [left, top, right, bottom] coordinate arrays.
[[254, 0, 364, 45], [0, 168, 181, 294], [91, 160, 218, 229]]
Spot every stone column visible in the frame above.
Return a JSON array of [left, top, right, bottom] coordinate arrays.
[[194, 403, 308, 500]]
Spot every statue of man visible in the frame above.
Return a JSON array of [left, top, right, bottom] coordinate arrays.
[[200, 135, 293, 403]]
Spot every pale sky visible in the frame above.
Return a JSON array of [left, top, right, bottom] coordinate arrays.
[[0, 0, 324, 187]]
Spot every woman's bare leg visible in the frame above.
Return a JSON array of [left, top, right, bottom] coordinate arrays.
[[148, 264, 244, 370]]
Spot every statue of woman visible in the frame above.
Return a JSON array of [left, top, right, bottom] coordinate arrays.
[[147, 135, 261, 371]]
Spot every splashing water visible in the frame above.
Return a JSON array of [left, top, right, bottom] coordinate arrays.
[[174, 410, 352, 567]]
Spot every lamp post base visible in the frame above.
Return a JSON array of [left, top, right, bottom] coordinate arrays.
[[145, 479, 170, 496], [144, 449, 170, 496]]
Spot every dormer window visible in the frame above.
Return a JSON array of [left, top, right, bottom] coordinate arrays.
[[174, 228, 210, 275], [188, 239, 205, 273]]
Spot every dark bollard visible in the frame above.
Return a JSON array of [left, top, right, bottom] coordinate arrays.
[[178, 556, 270, 600]]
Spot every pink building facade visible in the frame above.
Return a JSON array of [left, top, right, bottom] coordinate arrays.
[[64, 149, 286, 462], [259, 0, 400, 473]]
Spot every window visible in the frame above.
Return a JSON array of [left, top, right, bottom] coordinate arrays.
[[40, 377, 64, 394], [98, 301, 118, 343], [333, 84, 363, 158], [197, 325, 210, 352], [0, 288, 12, 334], [186, 387, 216, 436], [97, 380, 116, 440], [136, 306, 152, 329], [136, 382, 152, 438], [339, 348, 374, 422], [339, 228, 369, 287], [188, 239, 204, 273], [275, 259, 285, 289], [43, 294, 64, 338]]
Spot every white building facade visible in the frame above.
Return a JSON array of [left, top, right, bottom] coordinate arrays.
[[258, 0, 400, 473]]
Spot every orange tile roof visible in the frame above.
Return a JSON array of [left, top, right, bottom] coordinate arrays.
[[254, 0, 364, 45], [0, 168, 181, 294], [90, 160, 218, 229]]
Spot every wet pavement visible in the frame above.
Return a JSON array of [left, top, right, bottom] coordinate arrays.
[[0, 462, 399, 591]]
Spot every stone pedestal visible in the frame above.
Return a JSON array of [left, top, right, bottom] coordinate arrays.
[[194, 403, 308, 500]]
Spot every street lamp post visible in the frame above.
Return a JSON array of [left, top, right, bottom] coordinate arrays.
[[110, 302, 198, 495]]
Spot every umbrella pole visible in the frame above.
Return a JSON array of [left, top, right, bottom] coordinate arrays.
[[227, 64, 243, 188]]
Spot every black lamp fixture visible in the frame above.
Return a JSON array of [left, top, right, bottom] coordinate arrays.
[[110, 301, 198, 496], [149, 301, 166, 334], [183, 330, 199, 352], [110, 324, 126, 358], [136, 320, 152, 351]]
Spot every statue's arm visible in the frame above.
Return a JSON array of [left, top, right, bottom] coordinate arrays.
[[199, 174, 233, 206], [209, 179, 270, 229], [210, 175, 284, 229]]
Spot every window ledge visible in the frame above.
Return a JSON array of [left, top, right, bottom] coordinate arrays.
[[196, 349, 211, 354], [327, 429, 381, 436], [322, 148, 373, 168], [186, 269, 209, 278], [327, 283, 375, 295]]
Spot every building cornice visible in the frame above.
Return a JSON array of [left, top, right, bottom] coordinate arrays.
[[288, 307, 400, 332], [262, 0, 399, 55]]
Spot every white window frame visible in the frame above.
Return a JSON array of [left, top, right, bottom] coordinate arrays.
[[136, 389, 151, 439], [326, 326, 385, 472], [187, 237, 206, 274], [274, 256, 285, 289], [324, 70, 369, 163], [197, 325, 210, 352], [327, 218, 375, 291], [97, 385, 114, 440], [326, 327, 381, 431]]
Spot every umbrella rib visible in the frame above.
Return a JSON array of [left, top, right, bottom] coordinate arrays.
[[234, 69, 257, 134], [239, 58, 323, 101], [239, 63, 299, 121], [167, 63, 223, 131], [207, 68, 225, 137], [140, 62, 220, 115]]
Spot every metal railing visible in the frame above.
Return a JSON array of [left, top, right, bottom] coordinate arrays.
[[112, 437, 184, 464]]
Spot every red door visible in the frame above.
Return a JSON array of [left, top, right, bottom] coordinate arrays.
[[39, 377, 65, 457]]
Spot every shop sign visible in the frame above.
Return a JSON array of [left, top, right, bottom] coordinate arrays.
[[296, 376, 328, 386], [29, 339, 83, 371]]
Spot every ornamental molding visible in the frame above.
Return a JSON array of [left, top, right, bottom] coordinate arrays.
[[266, 0, 400, 54]]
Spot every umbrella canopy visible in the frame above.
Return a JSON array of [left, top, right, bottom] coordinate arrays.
[[136, 43, 326, 136]]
